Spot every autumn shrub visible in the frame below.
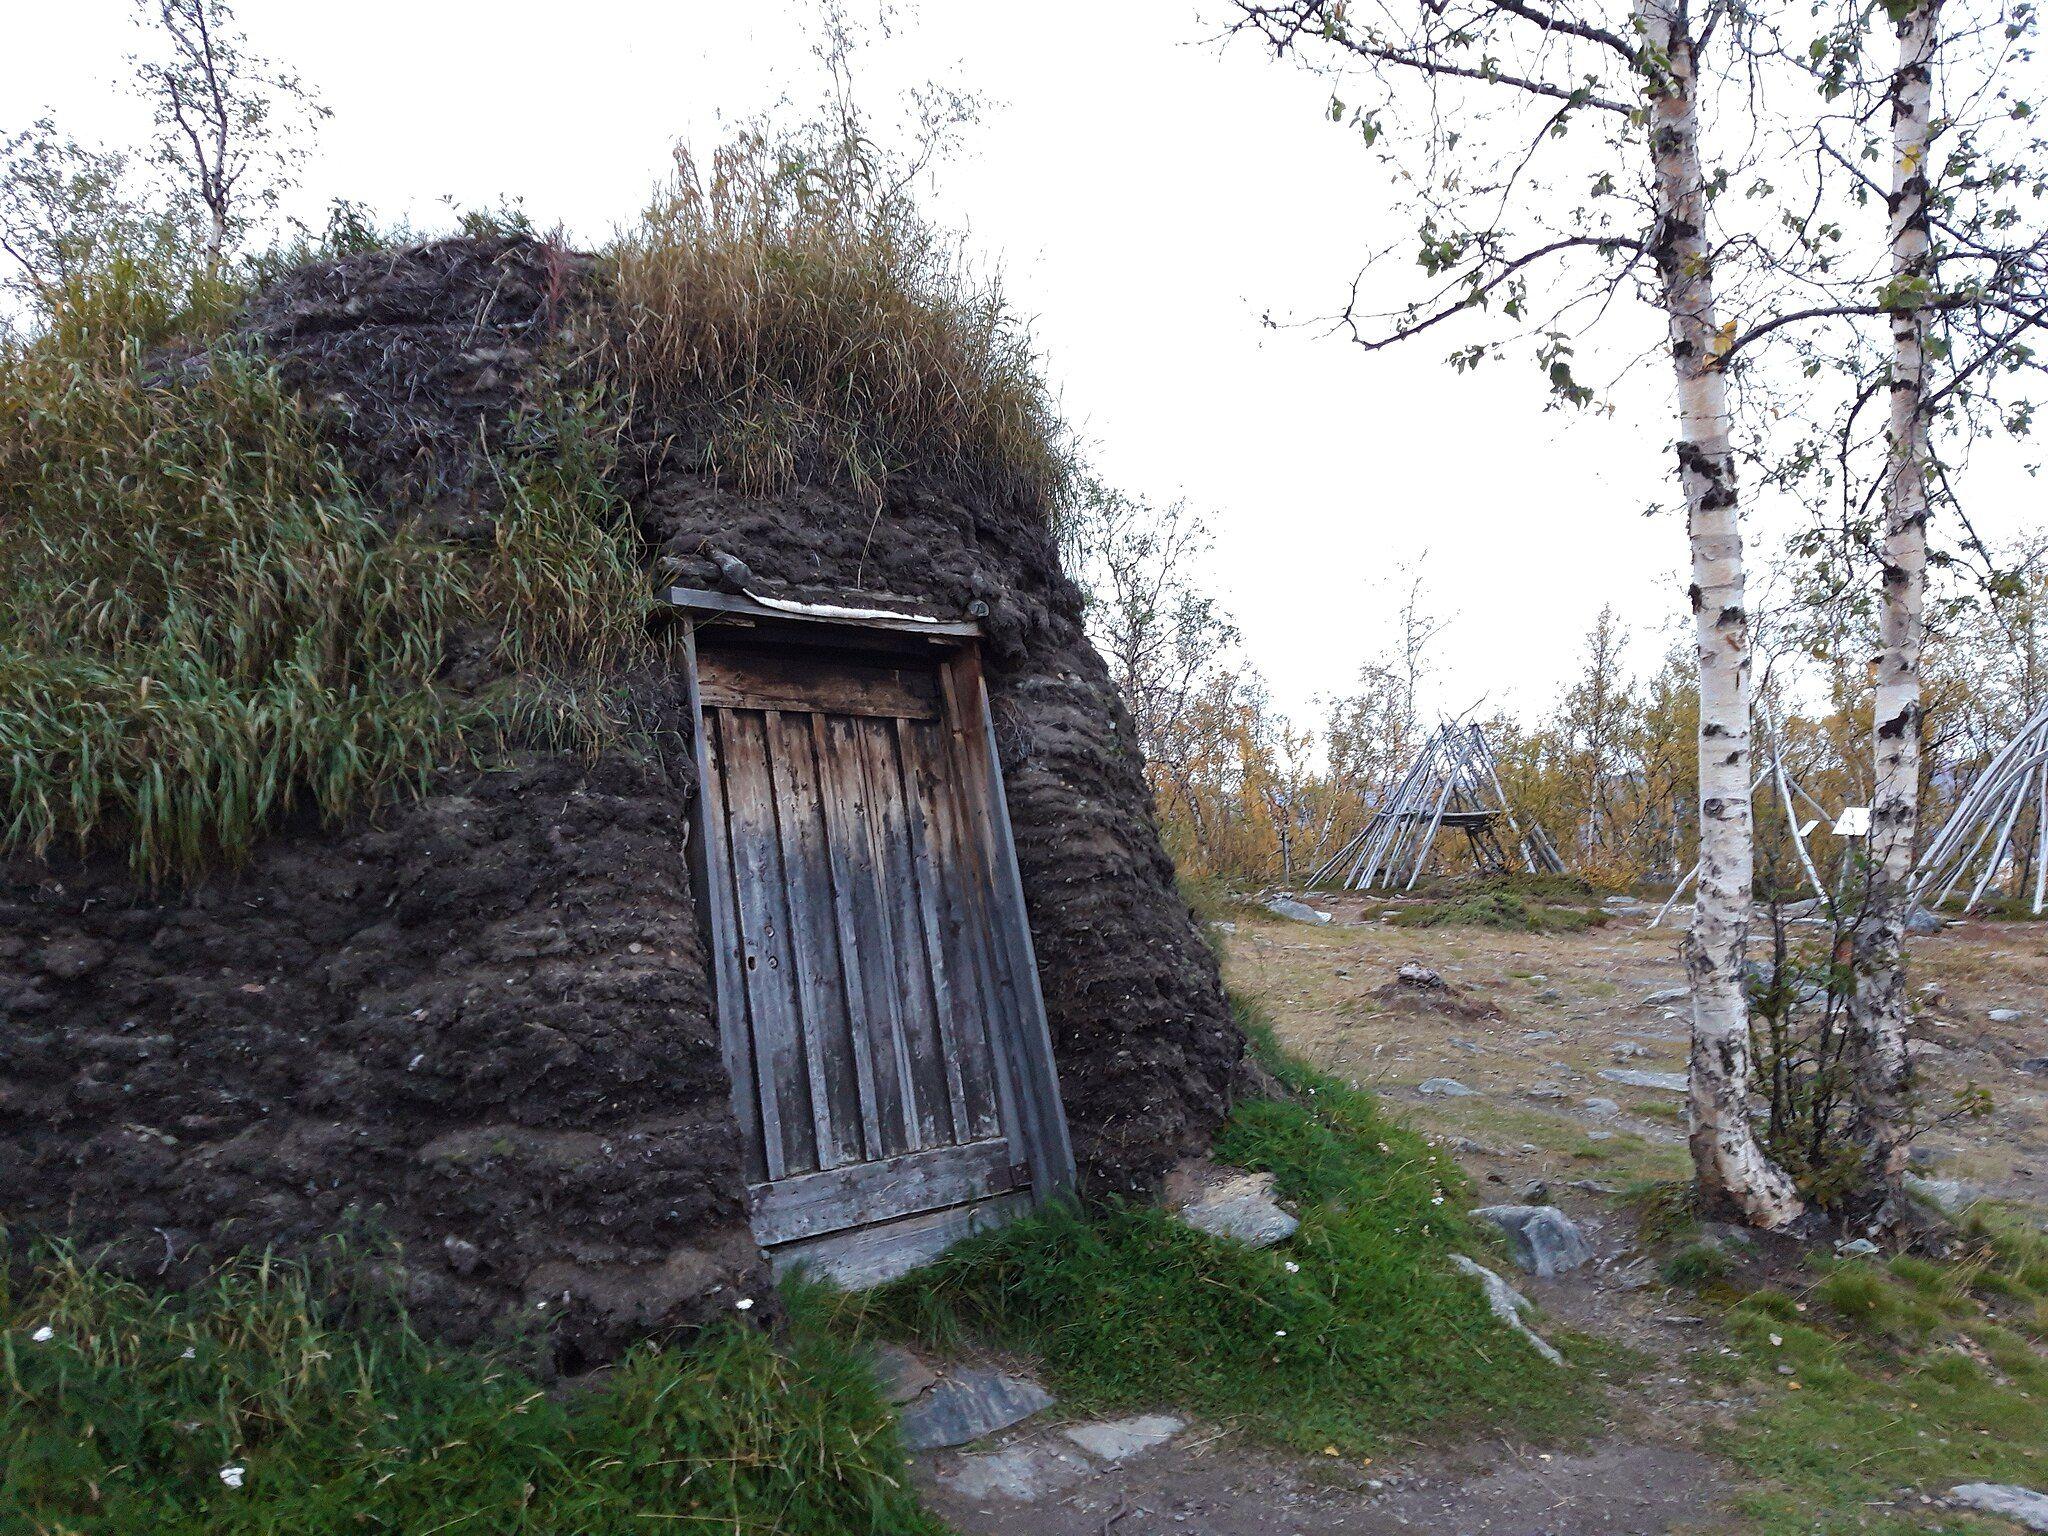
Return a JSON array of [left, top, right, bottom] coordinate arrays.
[[601, 132, 1066, 507]]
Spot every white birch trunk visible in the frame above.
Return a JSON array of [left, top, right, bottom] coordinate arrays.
[[1635, 0, 1805, 1227], [1848, 0, 1941, 1181]]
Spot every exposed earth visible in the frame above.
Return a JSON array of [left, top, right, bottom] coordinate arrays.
[[915, 894, 2048, 1535]]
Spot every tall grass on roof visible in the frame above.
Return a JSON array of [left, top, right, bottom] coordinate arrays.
[[0, 260, 647, 881], [603, 132, 1067, 508]]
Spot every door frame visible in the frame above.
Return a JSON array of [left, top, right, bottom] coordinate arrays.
[[667, 585, 1076, 1266]]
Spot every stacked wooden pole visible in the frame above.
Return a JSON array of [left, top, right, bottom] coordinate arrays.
[[1309, 722, 1567, 892], [1911, 703, 2048, 917]]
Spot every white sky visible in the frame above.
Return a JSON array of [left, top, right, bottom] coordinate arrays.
[[6, 0, 2038, 724]]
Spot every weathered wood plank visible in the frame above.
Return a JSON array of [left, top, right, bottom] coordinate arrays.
[[686, 630, 764, 1182], [904, 715, 1005, 1139], [766, 1193, 1033, 1290], [808, 710, 890, 1161], [698, 647, 940, 720], [814, 712, 918, 1157], [894, 715, 979, 1145], [856, 716, 956, 1149], [943, 650, 1078, 1200], [747, 1138, 1016, 1246], [715, 708, 817, 1176], [763, 709, 865, 1170]]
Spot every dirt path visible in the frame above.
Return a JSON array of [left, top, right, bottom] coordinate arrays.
[[918, 899, 2048, 1536]]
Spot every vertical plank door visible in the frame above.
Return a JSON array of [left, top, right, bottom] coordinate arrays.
[[691, 637, 1071, 1286]]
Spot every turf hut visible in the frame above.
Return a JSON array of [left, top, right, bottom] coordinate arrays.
[[0, 220, 1245, 1366]]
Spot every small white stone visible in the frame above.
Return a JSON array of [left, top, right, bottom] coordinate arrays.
[[734, 1297, 754, 1311], [29, 1326, 54, 1343], [219, 1465, 246, 1489]]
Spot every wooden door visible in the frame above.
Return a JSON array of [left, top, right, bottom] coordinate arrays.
[[687, 634, 1071, 1286]]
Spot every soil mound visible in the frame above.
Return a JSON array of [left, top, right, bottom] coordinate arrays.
[[0, 237, 1242, 1361]]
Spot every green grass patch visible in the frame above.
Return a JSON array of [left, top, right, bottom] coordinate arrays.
[[1389, 889, 1606, 934], [841, 1023, 1593, 1457], [1700, 1229, 2048, 1535], [0, 1247, 937, 1535]]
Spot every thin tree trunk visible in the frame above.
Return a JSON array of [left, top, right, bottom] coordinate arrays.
[[1849, 0, 1940, 1184], [1636, 0, 1805, 1227]]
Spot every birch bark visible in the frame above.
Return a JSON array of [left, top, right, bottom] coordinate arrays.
[[1634, 0, 1805, 1227], [1848, 0, 1941, 1181]]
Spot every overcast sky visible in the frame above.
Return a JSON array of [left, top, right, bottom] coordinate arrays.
[[6, 1, 2038, 724]]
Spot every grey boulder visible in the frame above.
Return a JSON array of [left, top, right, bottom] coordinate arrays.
[[1419, 1077, 1480, 1097], [1950, 1485, 2048, 1532], [1471, 1204, 1595, 1277], [898, 1366, 1054, 1451], [1905, 905, 1945, 936], [1174, 1169, 1299, 1249], [1264, 896, 1332, 925]]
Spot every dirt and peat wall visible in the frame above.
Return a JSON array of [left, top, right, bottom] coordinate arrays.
[[0, 238, 1245, 1366]]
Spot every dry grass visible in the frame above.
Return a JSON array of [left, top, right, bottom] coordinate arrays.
[[601, 133, 1067, 508]]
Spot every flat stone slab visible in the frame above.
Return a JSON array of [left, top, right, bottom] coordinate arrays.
[[1989, 1008, 2027, 1023], [871, 1343, 939, 1405], [1472, 1204, 1595, 1277], [1420, 1077, 1480, 1097], [1061, 1413, 1186, 1462], [1175, 1170, 1298, 1248], [1641, 987, 1689, 1007], [1599, 1068, 1689, 1093], [1951, 1484, 2048, 1531], [898, 1366, 1054, 1451], [1263, 896, 1331, 925], [934, 1442, 1092, 1502]]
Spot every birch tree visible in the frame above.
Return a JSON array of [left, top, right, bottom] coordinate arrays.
[[129, 0, 326, 269], [1747, 0, 2048, 1192], [1226, 0, 1857, 1223], [1843, 0, 1942, 1184]]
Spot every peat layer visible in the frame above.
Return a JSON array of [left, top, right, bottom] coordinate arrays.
[[0, 236, 1244, 1363]]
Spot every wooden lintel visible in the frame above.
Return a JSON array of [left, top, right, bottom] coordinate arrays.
[[664, 586, 982, 641]]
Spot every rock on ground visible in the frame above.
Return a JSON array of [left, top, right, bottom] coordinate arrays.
[[1951, 1484, 2048, 1531], [1061, 1414, 1186, 1462], [934, 1442, 1094, 1503], [1173, 1169, 1299, 1249], [1449, 1254, 1565, 1365], [1264, 896, 1332, 925], [1599, 1068, 1689, 1093], [898, 1367, 1055, 1452], [1420, 1078, 1480, 1097], [1471, 1205, 1595, 1277]]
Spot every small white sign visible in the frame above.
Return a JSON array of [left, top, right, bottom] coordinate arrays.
[[1833, 806, 1872, 837]]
